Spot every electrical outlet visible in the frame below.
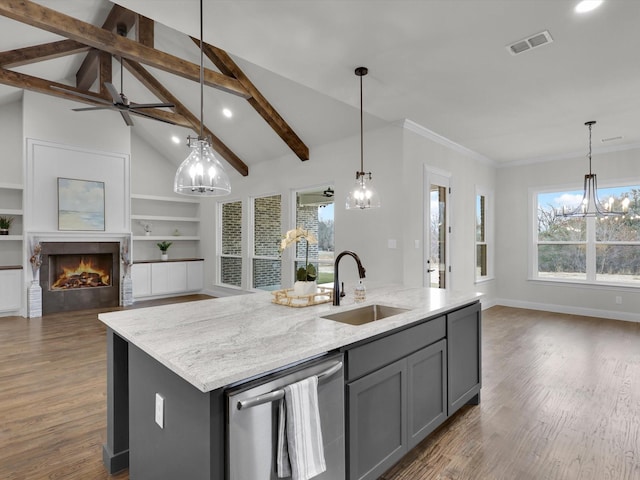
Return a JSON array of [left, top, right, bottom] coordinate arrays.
[[155, 393, 164, 428], [615, 296, 622, 305]]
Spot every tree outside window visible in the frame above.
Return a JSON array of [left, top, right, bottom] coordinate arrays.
[[536, 186, 640, 285]]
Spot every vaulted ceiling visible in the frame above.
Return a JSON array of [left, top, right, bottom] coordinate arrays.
[[1, 0, 639, 176]]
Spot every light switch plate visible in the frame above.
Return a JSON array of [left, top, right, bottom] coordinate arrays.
[[388, 239, 397, 249], [155, 393, 164, 428]]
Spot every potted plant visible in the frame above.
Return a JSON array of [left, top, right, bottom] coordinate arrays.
[[280, 227, 318, 295], [0, 215, 14, 235], [157, 241, 172, 261]]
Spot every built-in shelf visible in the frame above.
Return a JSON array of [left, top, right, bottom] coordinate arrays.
[[0, 182, 24, 267], [131, 214, 199, 223], [131, 193, 201, 262], [131, 193, 200, 204], [133, 236, 200, 241], [0, 208, 23, 216], [0, 235, 24, 241], [0, 183, 23, 190]]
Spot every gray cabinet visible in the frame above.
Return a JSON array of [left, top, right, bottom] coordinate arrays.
[[346, 317, 448, 480], [447, 302, 481, 416], [347, 359, 407, 480], [407, 339, 447, 449]]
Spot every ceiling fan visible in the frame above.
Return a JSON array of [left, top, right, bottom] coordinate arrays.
[[52, 59, 175, 126]]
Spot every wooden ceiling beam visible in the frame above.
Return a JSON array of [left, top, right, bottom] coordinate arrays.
[[98, 51, 112, 99], [75, 4, 136, 91], [137, 15, 154, 48], [75, 49, 100, 92], [0, 67, 191, 127], [0, 39, 89, 68], [194, 38, 310, 161], [0, 0, 249, 98], [124, 59, 249, 177]]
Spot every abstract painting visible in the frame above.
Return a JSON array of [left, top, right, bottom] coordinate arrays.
[[58, 177, 105, 231]]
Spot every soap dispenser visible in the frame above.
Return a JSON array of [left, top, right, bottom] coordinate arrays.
[[354, 279, 366, 303]]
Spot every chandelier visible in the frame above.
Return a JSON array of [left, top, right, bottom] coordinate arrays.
[[559, 121, 629, 217], [174, 0, 231, 196]]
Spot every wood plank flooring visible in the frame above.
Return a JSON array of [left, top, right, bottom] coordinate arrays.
[[1, 303, 639, 479]]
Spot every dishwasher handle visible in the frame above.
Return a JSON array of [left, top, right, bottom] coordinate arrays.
[[236, 360, 343, 410]]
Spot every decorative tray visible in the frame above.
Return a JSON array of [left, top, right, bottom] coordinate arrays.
[[271, 286, 334, 307]]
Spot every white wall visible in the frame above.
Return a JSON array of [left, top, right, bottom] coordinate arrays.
[[201, 124, 406, 295], [22, 91, 130, 154], [401, 126, 497, 301], [202, 122, 497, 305], [0, 99, 23, 184], [131, 135, 182, 197], [496, 147, 640, 321]]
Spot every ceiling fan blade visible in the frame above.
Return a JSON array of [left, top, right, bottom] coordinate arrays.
[[72, 106, 115, 112], [104, 82, 122, 104], [50, 85, 112, 105], [120, 111, 134, 126], [129, 102, 176, 110], [129, 109, 177, 126]]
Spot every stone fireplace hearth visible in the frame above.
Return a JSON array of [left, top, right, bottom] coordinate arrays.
[[40, 242, 120, 314]]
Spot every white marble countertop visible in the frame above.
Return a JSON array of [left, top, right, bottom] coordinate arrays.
[[98, 284, 482, 392]]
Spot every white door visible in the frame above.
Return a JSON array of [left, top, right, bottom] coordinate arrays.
[[424, 169, 451, 289]]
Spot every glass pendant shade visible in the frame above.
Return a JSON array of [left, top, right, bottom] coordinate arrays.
[[174, 138, 231, 196], [173, 0, 231, 197], [346, 172, 380, 210], [346, 66, 380, 210]]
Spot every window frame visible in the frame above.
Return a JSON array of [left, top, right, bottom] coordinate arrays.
[[475, 186, 494, 283], [531, 181, 640, 288], [217, 199, 244, 290], [249, 193, 282, 291]]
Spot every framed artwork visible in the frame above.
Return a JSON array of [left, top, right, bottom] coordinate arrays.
[[57, 177, 105, 231]]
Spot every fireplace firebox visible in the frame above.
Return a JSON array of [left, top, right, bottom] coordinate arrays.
[[40, 242, 120, 314]]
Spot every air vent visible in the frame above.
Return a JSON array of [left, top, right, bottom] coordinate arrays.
[[507, 30, 553, 55]]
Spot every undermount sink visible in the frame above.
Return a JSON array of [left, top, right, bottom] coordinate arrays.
[[321, 304, 410, 326]]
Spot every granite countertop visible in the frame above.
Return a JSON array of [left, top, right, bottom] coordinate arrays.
[[98, 284, 482, 393]]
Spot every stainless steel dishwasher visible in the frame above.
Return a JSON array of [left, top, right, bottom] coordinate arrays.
[[226, 353, 345, 480]]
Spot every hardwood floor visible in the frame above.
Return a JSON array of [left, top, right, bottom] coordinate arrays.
[[1, 303, 639, 479]]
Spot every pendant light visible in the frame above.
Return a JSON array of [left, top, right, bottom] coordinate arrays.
[[559, 121, 629, 217], [174, 0, 231, 196], [346, 67, 380, 210]]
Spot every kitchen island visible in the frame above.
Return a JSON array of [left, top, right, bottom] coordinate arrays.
[[99, 284, 482, 479]]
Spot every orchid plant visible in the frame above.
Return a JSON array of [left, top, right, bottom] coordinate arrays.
[[280, 227, 318, 282]]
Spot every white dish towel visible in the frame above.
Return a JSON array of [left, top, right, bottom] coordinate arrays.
[[277, 375, 327, 480]]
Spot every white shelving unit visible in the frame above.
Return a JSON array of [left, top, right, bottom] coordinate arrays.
[[0, 183, 24, 315], [130, 194, 201, 261], [0, 183, 24, 264]]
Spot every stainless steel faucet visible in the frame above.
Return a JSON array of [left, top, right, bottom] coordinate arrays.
[[333, 251, 366, 306]]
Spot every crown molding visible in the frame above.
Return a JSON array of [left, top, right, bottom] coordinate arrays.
[[400, 119, 496, 166], [498, 141, 640, 168]]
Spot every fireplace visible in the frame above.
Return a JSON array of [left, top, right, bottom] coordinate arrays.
[[40, 242, 120, 314]]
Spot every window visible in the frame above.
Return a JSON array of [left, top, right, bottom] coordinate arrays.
[[535, 186, 640, 285], [252, 194, 281, 291], [219, 201, 242, 288], [295, 187, 335, 284], [475, 189, 493, 281]]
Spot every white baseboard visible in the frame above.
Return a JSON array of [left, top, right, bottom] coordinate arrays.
[[493, 297, 640, 323]]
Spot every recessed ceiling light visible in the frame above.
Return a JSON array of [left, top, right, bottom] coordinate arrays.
[[171, 136, 181, 144], [575, 0, 603, 14], [222, 108, 233, 118]]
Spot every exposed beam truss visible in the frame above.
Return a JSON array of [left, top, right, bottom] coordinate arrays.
[[0, 0, 310, 176]]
